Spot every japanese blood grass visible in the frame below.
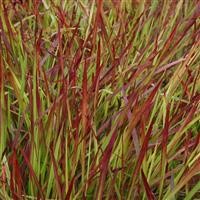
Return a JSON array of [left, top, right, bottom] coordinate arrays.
[[0, 0, 200, 199]]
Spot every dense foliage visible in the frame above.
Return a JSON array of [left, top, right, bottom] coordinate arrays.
[[0, 0, 199, 199]]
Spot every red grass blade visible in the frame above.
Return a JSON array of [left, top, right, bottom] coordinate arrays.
[[20, 149, 45, 199], [130, 120, 154, 186], [49, 143, 63, 200], [141, 169, 156, 200]]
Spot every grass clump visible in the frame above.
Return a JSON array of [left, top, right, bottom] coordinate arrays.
[[0, 0, 199, 199]]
